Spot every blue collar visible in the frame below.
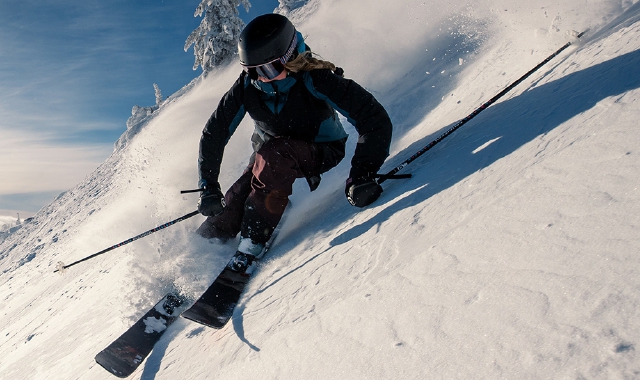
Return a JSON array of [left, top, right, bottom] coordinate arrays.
[[251, 74, 298, 95]]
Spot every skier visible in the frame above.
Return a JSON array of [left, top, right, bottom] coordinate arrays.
[[196, 13, 393, 267]]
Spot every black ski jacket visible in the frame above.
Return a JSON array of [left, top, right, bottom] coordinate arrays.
[[198, 69, 392, 187]]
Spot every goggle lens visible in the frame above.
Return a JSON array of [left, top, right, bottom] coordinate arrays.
[[245, 60, 286, 80]]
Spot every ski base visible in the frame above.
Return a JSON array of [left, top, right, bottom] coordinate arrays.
[[95, 293, 185, 378]]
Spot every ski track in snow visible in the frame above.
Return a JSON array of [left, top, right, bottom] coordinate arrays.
[[1, 1, 640, 379]]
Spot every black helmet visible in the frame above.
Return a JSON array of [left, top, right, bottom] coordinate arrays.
[[238, 14, 296, 66]]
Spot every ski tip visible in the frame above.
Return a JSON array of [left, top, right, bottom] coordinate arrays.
[[182, 312, 228, 329], [95, 352, 134, 378]]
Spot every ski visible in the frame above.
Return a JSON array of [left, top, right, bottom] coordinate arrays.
[[95, 293, 185, 378], [181, 203, 289, 329], [181, 252, 257, 328]]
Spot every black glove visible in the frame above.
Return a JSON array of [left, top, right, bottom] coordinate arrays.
[[345, 175, 383, 207], [197, 183, 225, 216]]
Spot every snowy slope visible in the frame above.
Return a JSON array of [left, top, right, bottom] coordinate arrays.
[[1, 1, 639, 379]]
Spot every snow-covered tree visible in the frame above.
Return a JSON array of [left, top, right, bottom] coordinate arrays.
[[153, 83, 164, 107], [184, 0, 251, 73]]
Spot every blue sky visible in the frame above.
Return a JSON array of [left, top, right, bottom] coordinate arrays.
[[0, 0, 279, 218]]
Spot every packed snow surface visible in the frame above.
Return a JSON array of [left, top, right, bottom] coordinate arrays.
[[1, 0, 640, 379]]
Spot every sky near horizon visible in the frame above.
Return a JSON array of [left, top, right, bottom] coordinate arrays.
[[0, 0, 279, 219]]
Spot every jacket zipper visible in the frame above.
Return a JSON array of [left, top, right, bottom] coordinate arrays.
[[273, 83, 280, 115]]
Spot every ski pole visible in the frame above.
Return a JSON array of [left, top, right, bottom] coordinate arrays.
[[378, 31, 586, 185], [180, 188, 205, 194], [55, 210, 200, 273]]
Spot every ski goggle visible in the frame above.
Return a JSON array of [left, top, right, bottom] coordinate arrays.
[[243, 59, 287, 80], [242, 33, 298, 80]]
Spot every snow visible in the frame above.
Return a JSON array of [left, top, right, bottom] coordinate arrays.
[[143, 317, 168, 334], [1, 0, 640, 379]]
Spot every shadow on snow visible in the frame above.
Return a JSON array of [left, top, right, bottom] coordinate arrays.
[[331, 48, 640, 246]]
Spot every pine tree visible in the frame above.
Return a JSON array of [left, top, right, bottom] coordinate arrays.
[[184, 0, 251, 73]]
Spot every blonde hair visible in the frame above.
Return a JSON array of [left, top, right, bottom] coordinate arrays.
[[285, 51, 337, 73]]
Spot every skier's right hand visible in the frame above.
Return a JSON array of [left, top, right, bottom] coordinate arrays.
[[198, 183, 225, 216]]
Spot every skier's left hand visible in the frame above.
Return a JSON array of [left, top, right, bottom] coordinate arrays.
[[345, 175, 382, 207]]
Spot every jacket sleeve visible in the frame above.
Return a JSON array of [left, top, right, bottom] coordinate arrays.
[[198, 73, 247, 187], [306, 69, 392, 179]]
